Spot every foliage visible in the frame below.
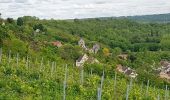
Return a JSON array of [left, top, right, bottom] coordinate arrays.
[[102, 48, 110, 56], [33, 24, 47, 32], [7, 18, 14, 23], [17, 17, 24, 26], [0, 15, 170, 99]]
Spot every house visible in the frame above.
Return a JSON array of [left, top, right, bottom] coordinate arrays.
[[116, 64, 138, 78], [51, 41, 63, 47], [116, 64, 128, 73], [118, 54, 128, 60], [76, 54, 100, 67], [78, 38, 86, 49], [160, 61, 170, 68], [76, 54, 88, 67], [125, 70, 138, 78], [92, 44, 100, 54], [89, 49, 94, 53], [78, 38, 101, 54], [159, 61, 170, 80], [33, 29, 40, 36], [35, 29, 40, 33], [89, 44, 100, 54], [160, 71, 170, 80]]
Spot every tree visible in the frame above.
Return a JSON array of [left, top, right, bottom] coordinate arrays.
[[0, 13, 2, 23], [57, 45, 82, 61], [17, 17, 24, 26], [128, 54, 137, 63], [74, 18, 79, 23], [33, 24, 47, 32], [7, 18, 14, 23], [103, 48, 110, 56]]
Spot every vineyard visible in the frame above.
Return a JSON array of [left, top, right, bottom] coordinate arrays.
[[1, 15, 170, 99], [0, 49, 169, 100]]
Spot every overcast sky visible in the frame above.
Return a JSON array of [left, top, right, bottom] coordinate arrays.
[[0, 0, 170, 19]]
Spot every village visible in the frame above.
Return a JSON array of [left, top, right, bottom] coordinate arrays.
[[157, 61, 170, 80], [47, 37, 170, 80], [1, 9, 170, 98], [1, 17, 170, 80]]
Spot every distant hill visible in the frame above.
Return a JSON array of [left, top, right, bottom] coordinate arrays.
[[82, 13, 170, 23], [124, 13, 170, 23]]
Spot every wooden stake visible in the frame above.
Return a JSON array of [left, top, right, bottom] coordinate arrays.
[[146, 80, 149, 97], [0, 48, 2, 63], [97, 88, 101, 100], [80, 69, 84, 85], [63, 64, 68, 100], [40, 57, 43, 71], [8, 50, 11, 64], [126, 85, 130, 100], [113, 72, 117, 99], [165, 85, 168, 100], [51, 62, 54, 77]]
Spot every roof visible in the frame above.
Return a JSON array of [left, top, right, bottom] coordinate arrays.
[[79, 38, 85, 43], [77, 54, 88, 62], [160, 61, 170, 67], [119, 54, 128, 56], [125, 70, 133, 75], [164, 67, 170, 71], [122, 66, 128, 71], [167, 71, 170, 76], [51, 41, 62, 47], [77, 55, 84, 62], [35, 29, 40, 32], [93, 44, 100, 50], [118, 54, 128, 59], [117, 64, 128, 71]]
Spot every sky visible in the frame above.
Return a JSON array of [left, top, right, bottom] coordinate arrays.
[[0, 0, 170, 19]]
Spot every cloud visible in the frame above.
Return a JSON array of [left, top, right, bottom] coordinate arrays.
[[15, 0, 28, 3], [0, 0, 170, 19]]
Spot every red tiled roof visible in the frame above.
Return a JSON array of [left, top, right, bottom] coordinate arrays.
[[51, 41, 62, 47]]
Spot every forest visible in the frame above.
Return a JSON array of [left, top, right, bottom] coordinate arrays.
[[0, 15, 170, 99]]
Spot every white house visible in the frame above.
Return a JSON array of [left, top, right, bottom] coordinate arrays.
[[76, 54, 88, 67], [93, 44, 100, 53], [159, 61, 170, 80], [78, 38, 87, 49], [116, 64, 138, 78]]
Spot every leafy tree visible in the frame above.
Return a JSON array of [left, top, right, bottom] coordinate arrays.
[[0, 13, 1, 17], [17, 17, 24, 26], [103, 48, 110, 56], [128, 53, 137, 63], [57, 45, 82, 61], [33, 24, 47, 32], [7, 18, 14, 23]]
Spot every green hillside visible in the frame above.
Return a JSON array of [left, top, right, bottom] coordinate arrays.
[[0, 16, 170, 99]]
